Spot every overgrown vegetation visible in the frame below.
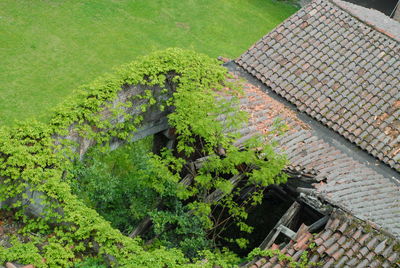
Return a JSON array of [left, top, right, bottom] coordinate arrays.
[[70, 137, 156, 235], [0, 0, 298, 125], [0, 49, 315, 267]]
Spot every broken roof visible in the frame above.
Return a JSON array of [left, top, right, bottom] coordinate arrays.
[[245, 209, 400, 268], [233, 82, 400, 263], [233, 76, 400, 239], [236, 0, 400, 171]]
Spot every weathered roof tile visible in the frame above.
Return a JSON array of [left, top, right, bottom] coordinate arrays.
[[244, 210, 399, 267], [230, 77, 400, 242], [236, 0, 400, 170]]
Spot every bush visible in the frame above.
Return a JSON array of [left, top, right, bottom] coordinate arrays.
[[70, 136, 157, 234], [74, 257, 107, 268], [71, 137, 213, 259]]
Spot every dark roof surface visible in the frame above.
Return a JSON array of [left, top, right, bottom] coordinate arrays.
[[232, 76, 400, 238], [236, 0, 400, 171], [246, 209, 400, 268]]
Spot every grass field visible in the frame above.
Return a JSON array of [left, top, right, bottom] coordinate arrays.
[[0, 0, 297, 126]]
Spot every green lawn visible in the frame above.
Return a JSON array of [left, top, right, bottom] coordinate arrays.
[[0, 0, 297, 126]]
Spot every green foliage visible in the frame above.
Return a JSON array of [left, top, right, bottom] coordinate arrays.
[[0, 237, 43, 266], [150, 200, 211, 259], [192, 249, 241, 267], [0, 48, 288, 267], [247, 243, 322, 268], [70, 136, 157, 234], [74, 257, 107, 268], [0, 121, 66, 204], [72, 138, 212, 259]]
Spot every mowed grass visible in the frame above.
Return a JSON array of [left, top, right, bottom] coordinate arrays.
[[0, 0, 297, 125]]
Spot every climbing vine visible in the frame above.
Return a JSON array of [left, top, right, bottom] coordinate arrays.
[[0, 48, 288, 267]]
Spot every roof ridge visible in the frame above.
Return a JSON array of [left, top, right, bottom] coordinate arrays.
[[328, 0, 400, 42]]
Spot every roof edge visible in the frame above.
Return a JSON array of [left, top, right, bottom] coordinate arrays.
[[329, 0, 400, 42], [244, 3, 307, 52]]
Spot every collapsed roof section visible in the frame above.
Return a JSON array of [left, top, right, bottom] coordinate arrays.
[[244, 209, 399, 268], [230, 75, 400, 238], [227, 72, 400, 265], [236, 0, 400, 171]]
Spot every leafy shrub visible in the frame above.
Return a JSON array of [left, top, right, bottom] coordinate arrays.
[[71, 137, 212, 259], [70, 136, 156, 234], [149, 199, 211, 259], [74, 257, 107, 268]]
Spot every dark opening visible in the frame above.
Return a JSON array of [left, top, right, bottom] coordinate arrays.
[[344, 0, 398, 16], [212, 185, 324, 257]]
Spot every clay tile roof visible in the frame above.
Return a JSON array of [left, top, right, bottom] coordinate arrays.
[[232, 79, 400, 238], [236, 0, 400, 171], [246, 209, 400, 268]]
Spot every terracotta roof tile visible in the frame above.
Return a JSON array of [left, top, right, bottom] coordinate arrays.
[[375, 240, 388, 254], [236, 0, 400, 171], [366, 237, 379, 250], [365, 251, 376, 261], [336, 255, 349, 266], [244, 210, 399, 268], [358, 233, 371, 245], [325, 242, 340, 255]]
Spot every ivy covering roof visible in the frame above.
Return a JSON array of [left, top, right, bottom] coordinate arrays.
[[236, 0, 400, 171]]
